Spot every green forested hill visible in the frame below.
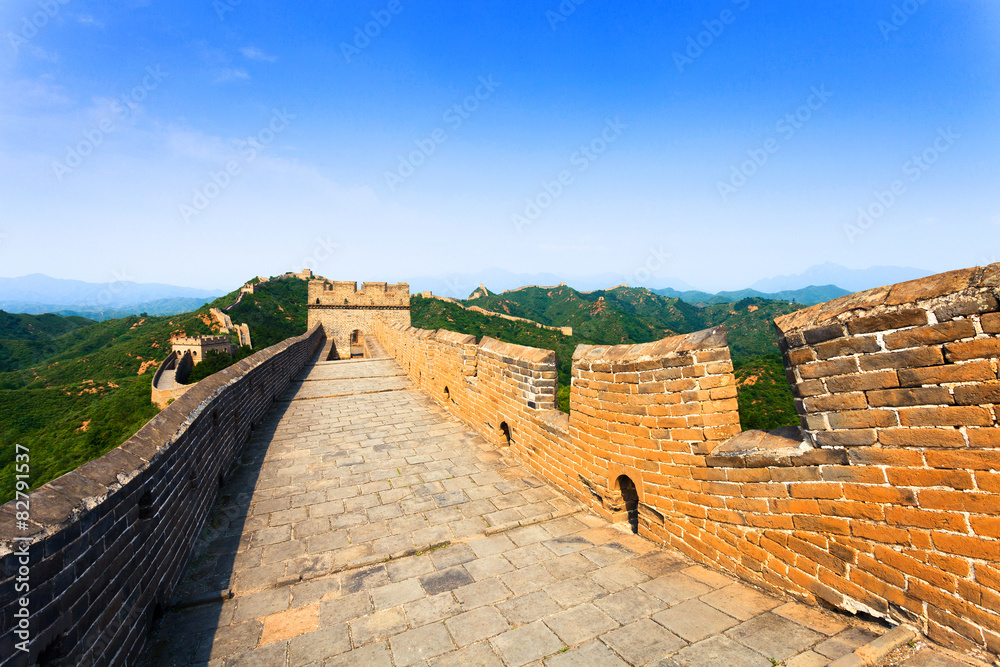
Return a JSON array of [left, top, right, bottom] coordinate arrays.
[[465, 285, 801, 357], [0, 277, 308, 502], [427, 285, 806, 431]]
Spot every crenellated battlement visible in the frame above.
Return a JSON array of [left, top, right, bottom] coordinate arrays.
[[308, 279, 410, 308]]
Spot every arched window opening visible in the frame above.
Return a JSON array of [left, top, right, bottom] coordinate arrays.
[[617, 475, 639, 534], [350, 330, 364, 358], [443, 386, 450, 402], [138, 490, 154, 521], [500, 421, 512, 446]]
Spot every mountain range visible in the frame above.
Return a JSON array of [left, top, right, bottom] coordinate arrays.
[[409, 263, 933, 305], [748, 263, 933, 294], [460, 283, 801, 357], [0, 274, 224, 319]]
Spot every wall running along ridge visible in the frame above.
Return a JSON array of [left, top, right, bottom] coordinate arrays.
[[371, 264, 1000, 655], [0, 325, 324, 666]]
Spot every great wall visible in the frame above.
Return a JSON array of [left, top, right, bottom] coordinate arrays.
[[421, 288, 574, 337], [2, 265, 1000, 665], [150, 280, 268, 409]]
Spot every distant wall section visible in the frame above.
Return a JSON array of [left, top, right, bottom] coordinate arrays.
[[308, 280, 410, 358]]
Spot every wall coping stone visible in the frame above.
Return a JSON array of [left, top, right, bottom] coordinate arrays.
[[572, 327, 727, 362], [775, 263, 1000, 334], [479, 336, 556, 364]]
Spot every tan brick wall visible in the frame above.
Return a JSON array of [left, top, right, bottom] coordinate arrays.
[[308, 279, 410, 356], [371, 262, 1000, 654]]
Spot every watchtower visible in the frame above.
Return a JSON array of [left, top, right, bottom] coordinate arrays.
[[307, 280, 410, 358]]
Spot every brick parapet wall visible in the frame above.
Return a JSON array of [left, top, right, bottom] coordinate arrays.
[[766, 263, 1000, 652], [0, 325, 324, 666], [372, 264, 1000, 655]]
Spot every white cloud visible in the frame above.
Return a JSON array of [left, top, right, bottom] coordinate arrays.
[[240, 47, 277, 63], [77, 15, 105, 28], [213, 67, 250, 83], [0, 78, 72, 110]]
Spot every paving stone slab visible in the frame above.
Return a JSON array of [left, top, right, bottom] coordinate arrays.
[[543, 640, 628, 667], [404, 592, 463, 627], [546, 575, 611, 608], [454, 577, 513, 609], [416, 561, 474, 592], [725, 613, 824, 661], [372, 577, 425, 610], [287, 625, 351, 666], [325, 640, 393, 667], [429, 641, 505, 667], [652, 599, 739, 643], [599, 618, 686, 665], [447, 606, 512, 647], [670, 635, 771, 667], [390, 622, 456, 666], [594, 587, 666, 624], [497, 590, 562, 626], [543, 603, 619, 645], [349, 607, 408, 647], [813, 626, 881, 660], [772, 601, 850, 636], [491, 621, 566, 667], [700, 583, 782, 621]]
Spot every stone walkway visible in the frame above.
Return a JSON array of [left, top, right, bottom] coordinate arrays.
[[143, 355, 886, 667]]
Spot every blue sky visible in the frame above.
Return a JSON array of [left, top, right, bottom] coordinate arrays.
[[0, 0, 997, 292]]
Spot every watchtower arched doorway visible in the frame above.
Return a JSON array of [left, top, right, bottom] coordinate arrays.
[[350, 330, 364, 358], [616, 475, 639, 534]]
